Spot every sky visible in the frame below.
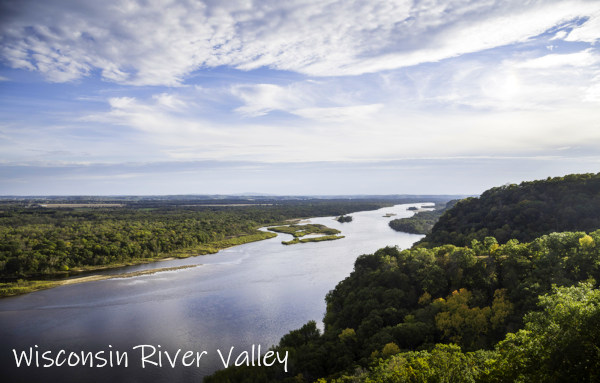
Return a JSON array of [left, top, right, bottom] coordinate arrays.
[[0, 0, 599, 196]]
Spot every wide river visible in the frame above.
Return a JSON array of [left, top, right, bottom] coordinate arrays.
[[0, 203, 426, 382]]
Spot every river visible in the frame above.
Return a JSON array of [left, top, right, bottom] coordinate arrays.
[[0, 203, 427, 382]]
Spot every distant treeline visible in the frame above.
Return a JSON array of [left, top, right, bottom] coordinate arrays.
[[0, 194, 460, 207], [0, 199, 414, 280], [389, 200, 457, 234]]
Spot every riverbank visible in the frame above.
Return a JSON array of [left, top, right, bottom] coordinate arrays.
[[282, 235, 345, 245], [0, 231, 277, 298], [0, 265, 199, 297]]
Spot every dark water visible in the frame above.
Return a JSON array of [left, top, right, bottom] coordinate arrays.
[[0, 204, 426, 382]]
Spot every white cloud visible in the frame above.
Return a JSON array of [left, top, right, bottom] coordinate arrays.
[[397, 44, 600, 112], [565, 11, 600, 43], [2, 0, 599, 85], [515, 49, 600, 69], [293, 104, 384, 122], [551, 30, 568, 40], [232, 84, 309, 117], [89, 96, 212, 136], [585, 79, 600, 102], [2, 1, 599, 169], [231, 82, 382, 121], [152, 93, 189, 110], [73, 86, 600, 165]]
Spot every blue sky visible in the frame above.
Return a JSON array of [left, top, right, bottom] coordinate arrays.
[[1, 0, 599, 195]]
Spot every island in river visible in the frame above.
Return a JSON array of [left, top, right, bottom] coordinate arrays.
[[267, 223, 345, 245], [336, 215, 353, 223]]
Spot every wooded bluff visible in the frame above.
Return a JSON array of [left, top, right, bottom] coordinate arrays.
[[419, 172, 600, 247], [206, 173, 600, 382]]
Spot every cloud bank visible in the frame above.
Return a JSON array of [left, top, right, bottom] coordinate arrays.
[[2, 0, 599, 85]]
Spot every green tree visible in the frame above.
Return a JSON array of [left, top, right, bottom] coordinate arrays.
[[434, 288, 491, 349], [494, 282, 600, 382]]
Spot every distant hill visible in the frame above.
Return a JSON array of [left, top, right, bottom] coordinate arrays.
[[419, 172, 600, 247]]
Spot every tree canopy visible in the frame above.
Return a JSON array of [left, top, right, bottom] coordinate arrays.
[[420, 173, 600, 247]]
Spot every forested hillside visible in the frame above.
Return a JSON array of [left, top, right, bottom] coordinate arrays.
[[420, 173, 600, 247], [207, 230, 600, 382], [206, 173, 600, 382]]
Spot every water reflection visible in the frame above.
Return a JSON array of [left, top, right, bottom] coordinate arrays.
[[0, 204, 426, 382]]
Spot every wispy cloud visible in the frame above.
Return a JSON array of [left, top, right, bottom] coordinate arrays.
[[230, 82, 383, 121], [293, 104, 384, 122], [515, 49, 600, 69], [2, 0, 599, 85], [70, 85, 600, 164], [2, 0, 600, 195], [232, 83, 310, 117]]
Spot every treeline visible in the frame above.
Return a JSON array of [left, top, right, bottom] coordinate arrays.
[[336, 215, 353, 223], [389, 200, 457, 234], [206, 230, 600, 382], [0, 199, 399, 279], [420, 172, 600, 247]]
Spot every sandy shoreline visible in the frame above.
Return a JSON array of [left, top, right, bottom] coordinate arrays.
[[1, 230, 278, 298], [58, 265, 198, 286]]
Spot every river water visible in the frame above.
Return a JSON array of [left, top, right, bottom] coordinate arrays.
[[0, 204, 426, 382]]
